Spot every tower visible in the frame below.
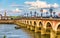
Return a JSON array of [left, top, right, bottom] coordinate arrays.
[[4, 11, 6, 17]]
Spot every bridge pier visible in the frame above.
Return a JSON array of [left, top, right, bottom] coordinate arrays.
[[35, 32, 41, 38], [26, 25, 30, 29], [41, 27, 46, 35], [50, 30, 57, 38], [35, 27, 41, 33], [45, 28, 51, 34], [30, 25, 35, 31], [41, 27, 47, 38]]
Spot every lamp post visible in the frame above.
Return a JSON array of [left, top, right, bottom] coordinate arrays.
[[24, 13, 26, 17], [40, 8, 43, 17], [27, 13, 28, 17], [53, 12, 56, 17], [30, 11, 32, 17], [49, 7, 53, 17], [37, 13, 39, 17], [34, 11, 37, 17]]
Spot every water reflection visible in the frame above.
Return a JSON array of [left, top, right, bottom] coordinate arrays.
[[0, 24, 60, 38], [35, 33, 41, 38]]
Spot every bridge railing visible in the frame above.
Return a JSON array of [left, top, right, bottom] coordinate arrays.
[[16, 17, 60, 20]]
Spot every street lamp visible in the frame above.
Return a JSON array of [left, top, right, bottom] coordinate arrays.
[[53, 12, 56, 17], [27, 13, 28, 17], [24, 13, 26, 17], [40, 8, 43, 17], [30, 11, 32, 17], [34, 11, 37, 17], [49, 7, 53, 17]]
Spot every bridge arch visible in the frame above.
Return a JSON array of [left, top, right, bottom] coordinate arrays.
[[45, 21, 52, 29], [38, 21, 43, 30], [55, 23, 60, 35], [46, 22, 52, 29], [45, 21, 52, 33], [30, 21, 32, 25], [27, 20, 29, 24], [34, 21, 37, 26], [57, 24, 60, 31], [55, 22, 60, 31], [39, 21, 43, 27], [25, 20, 27, 24], [24, 21, 26, 24]]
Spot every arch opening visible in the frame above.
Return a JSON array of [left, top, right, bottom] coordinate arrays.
[[57, 24, 60, 35], [39, 22, 42, 27], [34, 21, 36, 26], [46, 22, 52, 32], [30, 21, 32, 25], [27, 21, 29, 24], [39, 22, 43, 30], [46, 22, 52, 28], [57, 24, 60, 32], [25, 21, 26, 24]]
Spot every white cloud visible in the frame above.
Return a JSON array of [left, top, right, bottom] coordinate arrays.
[[29, 7, 37, 10], [53, 3, 59, 8], [25, 0, 59, 10], [47, 4, 52, 8], [43, 9, 48, 13], [13, 8, 22, 13], [25, 1, 49, 8], [25, 1, 35, 5]]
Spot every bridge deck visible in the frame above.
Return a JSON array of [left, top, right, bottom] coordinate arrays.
[[20, 17, 60, 21]]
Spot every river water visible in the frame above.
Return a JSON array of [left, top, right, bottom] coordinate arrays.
[[0, 24, 60, 38], [0, 24, 36, 38]]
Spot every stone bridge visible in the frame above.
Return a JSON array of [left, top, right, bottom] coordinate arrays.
[[0, 18, 60, 38], [15, 17, 60, 38], [19, 18, 60, 31]]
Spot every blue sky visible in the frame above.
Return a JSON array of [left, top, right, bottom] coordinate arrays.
[[0, 0, 60, 16]]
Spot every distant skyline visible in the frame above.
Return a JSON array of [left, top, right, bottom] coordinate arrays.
[[0, 0, 60, 16]]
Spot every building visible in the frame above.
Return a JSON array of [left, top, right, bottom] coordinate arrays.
[[2, 16, 11, 20], [0, 11, 11, 20], [0, 14, 2, 20]]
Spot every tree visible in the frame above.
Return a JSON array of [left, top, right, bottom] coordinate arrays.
[[3, 35, 6, 38]]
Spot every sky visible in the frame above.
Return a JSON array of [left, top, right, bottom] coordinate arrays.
[[0, 0, 60, 16]]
